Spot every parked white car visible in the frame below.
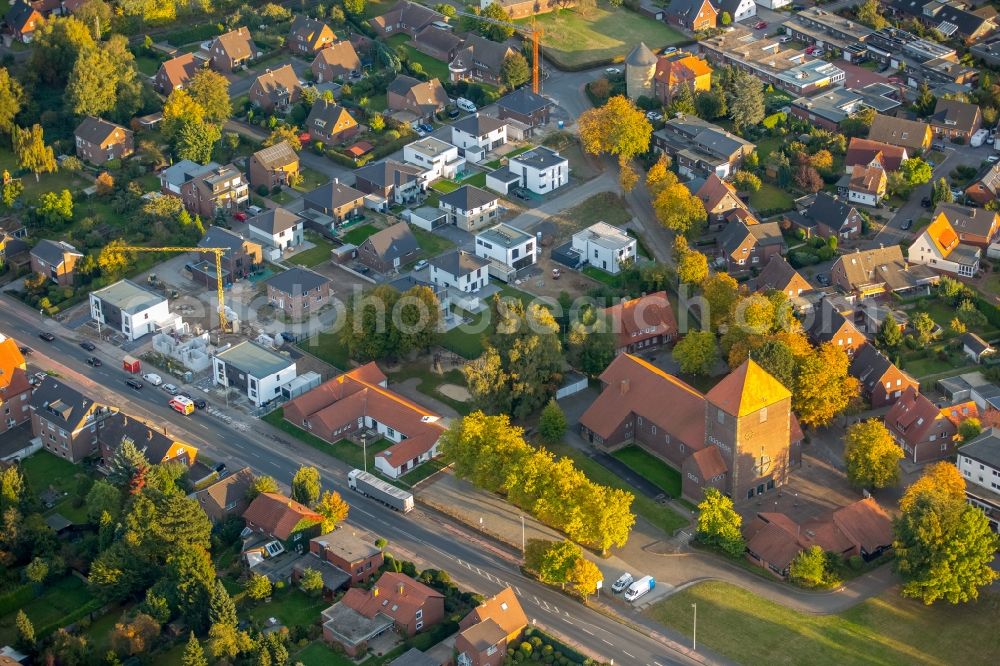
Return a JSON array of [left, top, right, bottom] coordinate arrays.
[[143, 372, 163, 386], [456, 97, 477, 113], [611, 572, 634, 593]]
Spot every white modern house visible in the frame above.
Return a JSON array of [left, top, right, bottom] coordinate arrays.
[[402, 136, 465, 181], [474, 223, 537, 281], [571, 222, 637, 275], [429, 250, 488, 293], [212, 341, 296, 407], [756, 0, 789, 9], [449, 114, 507, 162], [956, 428, 1000, 531], [720, 0, 756, 22], [247, 207, 304, 251], [907, 220, 980, 278], [507, 146, 568, 195], [89, 279, 172, 342], [438, 185, 500, 232]]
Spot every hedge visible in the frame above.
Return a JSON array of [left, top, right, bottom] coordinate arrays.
[[0, 583, 35, 616], [36, 598, 105, 639]]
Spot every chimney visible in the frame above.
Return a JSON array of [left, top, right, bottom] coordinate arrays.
[[620, 379, 630, 395]]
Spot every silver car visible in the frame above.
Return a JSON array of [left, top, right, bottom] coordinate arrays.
[[162, 383, 179, 395], [611, 572, 634, 593]]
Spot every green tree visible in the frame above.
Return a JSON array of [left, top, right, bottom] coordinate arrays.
[[526, 539, 582, 586], [66, 39, 135, 116], [915, 80, 936, 117], [875, 315, 903, 354], [107, 437, 150, 494], [567, 307, 615, 376], [794, 342, 858, 428], [900, 158, 933, 186], [343, 0, 365, 16], [702, 272, 740, 331], [291, 466, 321, 505], [667, 82, 696, 116], [788, 545, 828, 588], [176, 118, 221, 164], [340, 284, 402, 361], [932, 177, 953, 205], [0, 68, 23, 137], [164, 545, 215, 632], [538, 399, 567, 444], [749, 339, 797, 389], [720, 11, 732, 25], [299, 567, 324, 596], [138, 588, 171, 625], [672, 331, 718, 376], [35, 189, 73, 227], [845, 419, 903, 489], [957, 299, 987, 328], [163, 89, 205, 139], [182, 632, 208, 666], [696, 488, 745, 557], [958, 417, 982, 442], [857, 0, 889, 30], [724, 68, 765, 132], [649, 166, 707, 237], [30, 16, 95, 85], [0, 466, 24, 510], [245, 573, 273, 601], [263, 124, 302, 151], [73, 0, 113, 40], [316, 490, 349, 533], [398, 285, 442, 354], [480, 2, 515, 41], [15, 610, 35, 652], [187, 69, 232, 123], [732, 170, 762, 193], [25, 557, 49, 584], [13, 125, 57, 182], [912, 311, 935, 346], [500, 52, 530, 90], [695, 86, 726, 120], [901, 462, 967, 513], [2, 179, 23, 207], [248, 475, 279, 500]]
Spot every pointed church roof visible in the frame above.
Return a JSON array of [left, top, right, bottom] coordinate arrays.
[[626, 42, 657, 67], [705, 359, 791, 417]]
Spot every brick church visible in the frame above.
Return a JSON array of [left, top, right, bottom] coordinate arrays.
[[579, 354, 802, 502]]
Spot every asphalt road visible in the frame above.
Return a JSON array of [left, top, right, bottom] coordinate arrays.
[[2, 297, 711, 666]]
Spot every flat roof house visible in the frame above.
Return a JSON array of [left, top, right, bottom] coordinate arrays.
[[357, 222, 421, 273], [957, 428, 1000, 531], [570, 222, 636, 275], [429, 250, 488, 293], [309, 529, 385, 585], [30, 239, 82, 286], [508, 146, 568, 195], [603, 291, 678, 356], [89, 279, 170, 342], [438, 185, 499, 233], [74, 116, 134, 166], [474, 223, 536, 279], [403, 136, 465, 181], [212, 340, 297, 407], [248, 207, 305, 251]]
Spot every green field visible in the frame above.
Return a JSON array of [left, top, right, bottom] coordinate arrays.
[[295, 642, 355, 666], [288, 232, 335, 267], [431, 179, 461, 194], [247, 587, 330, 631], [401, 44, 451, 81], [0, 576, 95, 644], [342, 223, 380, 246], [750, 183, 796, 212], [646, 581, 1000, 666], [519, 5, 687, 68], [612, 445, 682, 497]]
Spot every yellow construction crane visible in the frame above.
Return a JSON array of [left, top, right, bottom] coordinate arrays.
[[450, 9, 544, 94], [115, 246, 231, 331]]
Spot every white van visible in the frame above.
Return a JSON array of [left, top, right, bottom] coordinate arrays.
[[624, 575, 655, 602], [456, 97, 477, 113], [142, 372, 163, 386]]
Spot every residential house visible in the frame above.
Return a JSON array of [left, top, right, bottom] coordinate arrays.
[[496, 88, 552, 130], [965, 163, 1000, 206], [207, 27, 258, 73], [474, 223, 537, 277], [193, 466, 255, 522], [884, 387, 975, 463], [570, 222, 636, 275], [30, 240, 82, 286], [97, 413, 197, 468], [850, 343, 919, 408], [450, 114, 507, 162], [302, 180, 367, 229], [30, 376, 113, 462], [74, 116, 134, 165], [908, 213, 981, 278], [212, 340, 297, 407], [847, 165, 887, 207], [665, 0, 718, 31], [449, 33, 516, 86], [889, 0, 997, 44], [369, 1, 442, 37], [429, 250, 488, 293], [603, 291, 678, 356], [439, 185, 499, 233], [929, 98, 982, 141], [153, 52, 200, 94], [247, 208, 304, 251], [456, 588, 528, 666], [961, 332, 995, 365], [717, 0, 755, 22], [195, 226, 262, 286], [932, 203, 1000, 248], [248, 141, 300, 190], [309, 530, 385, 585], [243, 491, 323, 548], [305, 100, 359, 145], [160, 159, 218, 196], [322, 572, 445, 656], [353, 160, 427, 205], [756, 256, 812, 299], [805, 303, 866, 356], [412, 25, 464, 62], [387, 75, 450, 122], [652, 52, 713, 105], [311, 40, 362, 82], [717, 220, 784, 272], [0, 220, 28, 272], [579, 354, 802, 502], [845, 137, 908, 173], [696, 174, 747, 231], [5, 1, 41, 42], [957, 428, 1000, 530], [249, 64, 303, 114], [624, 42, 658, 101], [357, 222, 421, 273], [793, 192, 864, 240], [288, 15, 335, 55], [265, 266, 332, 319], [89, 279, 169, 342], [744, 498, 893, 577], [830, 246, 938, 300], [507, 146, 568, 195], [652, 115, 755, 179], [867, 114, 933, 153], [403, 137, 464, 181], [0, 336, 31, 435], [283, 363, 446, 478], [180, 163, 249, 218]]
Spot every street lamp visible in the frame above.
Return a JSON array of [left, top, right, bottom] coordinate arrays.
[[362, 433, 368, 474], [521, 515, 525, 553], [692, 603, 697, 652]]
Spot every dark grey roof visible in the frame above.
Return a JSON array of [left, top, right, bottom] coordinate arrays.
[[304, 181, 366, 211], [30, 376, 95, 431], [960, 427, 1000, 470], [961, 332, 993, 356], [31, 239, 82, 266], [451, 114, 507, 137], [666, 0, 712, 21], [747, 221, 784, 246], [930, 98, 981, 133], [99, 413, 176, 464], [264, 266, 331, 295], [5, 1, 37, 31], [849, 344, 899, 391], [387, 74, 425, 96], [439, 185, 498, 212], [248, 208, 302, 236], [934, 203, 997, 238], [200, 226, 249, 255], [497, 88, 551, 115], [430, 250, 488, 277], [806, 302, 856, 344], [75, 116, 128, 146], [715, 0, 747, 15], [363, 222, 419, 261], [453, 33, 512, 74], [388, 648, 439, 666], [625, 42, 657, 67], [510, 146, 566, 170], [354, 160, 425, 188], [807, 193, 857, 229], [932, 5, 991, 38]]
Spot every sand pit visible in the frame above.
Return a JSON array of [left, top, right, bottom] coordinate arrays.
[[438, 383, 471, 402]]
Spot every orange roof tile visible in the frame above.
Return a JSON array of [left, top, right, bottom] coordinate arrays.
[[242, 492, 322, 540], [926, 214, 960, 257], [0, 336, 27, 391], [462, 587, 527, 637], [705, 359, 791, 417], [603, 291, 678, 351]]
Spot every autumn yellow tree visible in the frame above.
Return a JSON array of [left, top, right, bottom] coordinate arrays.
[[162, 89, 205, 139], [793, 342, 859, 428], [316, 490, 350, 532], [844, 419, 903, 489], [579, 95, 652, 193], [701, 272, 740, 331], [649, 168, 707, 237], [569, 557, 603, 598], [900, 462, 966, 512]]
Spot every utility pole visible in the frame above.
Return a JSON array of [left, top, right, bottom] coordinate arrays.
[[521, 515, 525, 553], [362, 432, 368, 474], [692, 603, 697, 652]]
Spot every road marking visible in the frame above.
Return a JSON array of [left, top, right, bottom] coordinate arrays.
[[514, 586, 522, 596], [580, 628, 593, 636], [552, 604, 559, 614], [653, 660, 664, 665], [561, 617, 572, 625], [601, 639, 613, 646], [533, 595, 539, 605], [623, 652, 635, 659]]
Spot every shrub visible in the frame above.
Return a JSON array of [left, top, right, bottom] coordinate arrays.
[[849, 555, 864, 571], [257, 184, 269, 196]]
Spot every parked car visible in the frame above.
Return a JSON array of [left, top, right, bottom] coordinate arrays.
[[233, 212, 248, 222], [989, 154, 1000, 164], [415, 126, 427, 137], [511, 188, 530, 201], [817, 273, 830, 286], [661, 47, 677, 55], [456, 97, 477, 113], [753, 21, 767, 29], [446, 105, 460, 119], [214, 463, 228, 477], [779, 36, 792, 43], [921, 197, 932, 208], [418, 123, 434, 134], [125, 377, 144, 390], [86, 356, 102, 367], [611, 573, 634, 593], [79, 341, 96, 351], [179, 392, 207, 409], [901, 218, 913, 230], [413, 259, 429, 271], [143, 372, 163, 386], [38, 331, 55, 342], [605, 67, 621, 75], [247, 205, 263, 216], [162, 383, 179, 395], [18, 346, 32, 355]]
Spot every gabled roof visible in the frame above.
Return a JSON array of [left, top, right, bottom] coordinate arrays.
[[313, 40, 362, 75], [342, 571, 443, 622], [706, 358, 791, 417], [157, 52, 200, 90], [430, 250, 488, 278], [807, 192, 858, 230], [5, 1, 40, 33], [665, 0, 716, 21], [451, 114, 507, 137], [289, 15, 335, 51], [413, 24, 463, 54], [252, 64, 302, 104], [934, 203, 999, 240], [850, 343, 914, 392], [756, 256, 810, 295], [833, 245, 933, 292], [75, 116, 129, 146], [884, 386, 951, 447], [387, 75, 449, 113], [243, 492, 322, 540], [252, 141, 298, 170], [452, 33, 513, 73], [805, 303, 861, 345], [461, 587, 527, 638], [849, 164, 886, 195], [212, 26, 256, 61], [99, 413, 191, 465], [265, 266, 331, 295], [603, 292, 678, 348], [845, 137, 907, 172], [923, 214, 960, 257], [747, 221, 784, 245], [363, 222, 419, 261], [249, 208, 302, 236], [930, 98, 981, 134], [306, 100, 358, 135], [688, 446, 728, 480], [439, 185, 498, 212], [31, 239, 82, 266], [497, 88, 551, 115], [354, 159, 426, 189], [961, 331, 993, 356], [30, 376, 98, 431], [370, 0, 442, 33], [0, 335, 27, 393], [867, 114, 930, 151], [696, 173, 745, 213], [194, 467, 255, 514], [304, 180, 366, 210], [200, 226, 255, 256], [930, 4, 993, 39], [654, 53, 712, 88], [830, 498, 893, 554]]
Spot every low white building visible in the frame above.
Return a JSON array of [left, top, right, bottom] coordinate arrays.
[[956, 428, 1000, 530], [449, 114, 507, 162], [89, 279, 171, 342], [757, 0, 790, 9], [429, 250, 488, 293], [212, 341, 296, 407], [247, 207, 304, 250], [507, 146, 568, 195], [721, 0, 756, 21], [402, 137, 465, 181], [474, 223, 537, 279], [406, 206, 448, 231], [571, 222, 637, 275], [908, 219, 980, 278], [438, 185, 500, 232]]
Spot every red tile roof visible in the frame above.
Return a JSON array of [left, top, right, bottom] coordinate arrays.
[[0, 336, 27, 392], [603, 291, 678, 351], [342, 571, 443, 623], [831, 498, 893, 554], [845, 137, 907, 172], [242, 492, 322, 540], [461, 587, 527, 638], [688, 446, 727, 480]]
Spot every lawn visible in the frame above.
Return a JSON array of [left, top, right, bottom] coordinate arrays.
[[626, 229, 652, 259], [612, 445, 682, 498], [20, 450, 79, 496], [582, 265, 623, 287], [518, 5, 687, 68], [484, 145, 535, 169], [134, 54, 163, 77], [645, 581, 1000, 666], [387, 363, 472, 416], [342, 223, 379, 246], [288, 232, 335, 267], [410, 224, 456, 262], [295, 642, 355, 666], [270, 189, 295, 205], [400, 44, 451, 82], [431, 179, 461, 194], [462, 171, 487, 188], [302, 331, 350, 369], [293, 167, 329, 192], [0, 576, 97, 644], [262, 409, 391, 471], [440, 284, 532, 359], [754, 136, 785, 161], [750, 183, 796, 213], [246, 587, 329, 631]]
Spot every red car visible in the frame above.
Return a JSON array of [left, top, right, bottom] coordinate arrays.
[[233, 212, 248, 222], [805, 45, 817, 54], [754, 21, 768, 30], [299, 132, 311, 143]]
